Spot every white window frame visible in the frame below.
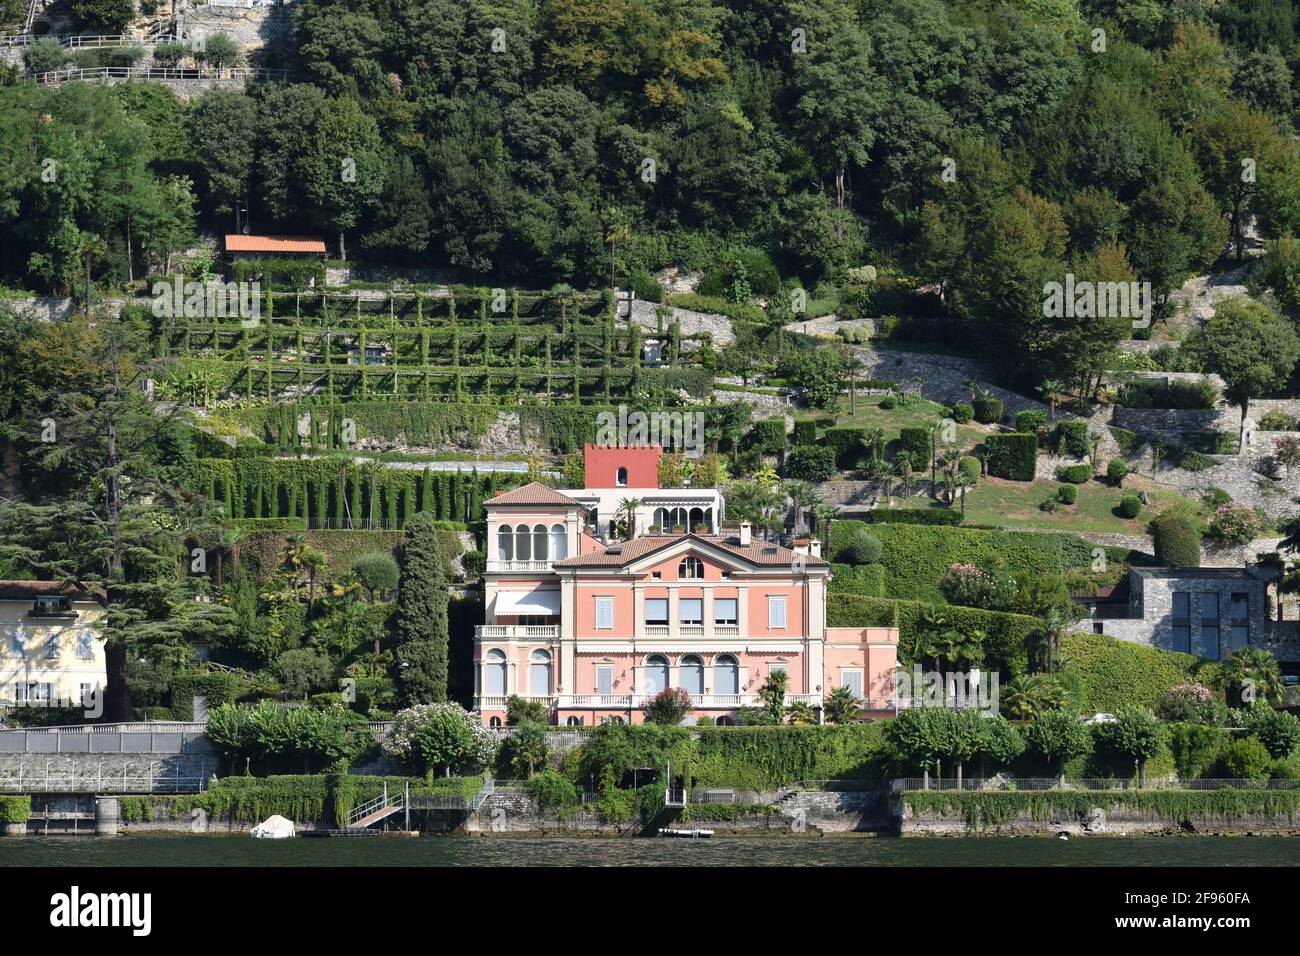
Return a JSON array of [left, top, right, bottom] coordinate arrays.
[[713, 598, 738, 625], [45, 634, 60, 660], [767, 595, 787, 629], [76, 630, 95, 660], [596, 665, 614, 695], [595, 596, 614, 630], [679, 598, 703, 626], [644, 598, 669, 626], [840, 668, 865, 701]]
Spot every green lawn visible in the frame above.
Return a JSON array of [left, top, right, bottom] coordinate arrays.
[[801, 396, 988, 447], [960, 475, 1201, 534]]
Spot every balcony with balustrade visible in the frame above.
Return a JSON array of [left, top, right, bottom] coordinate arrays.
[[474, 692, 825, 712], [474, 624, 560, 641]]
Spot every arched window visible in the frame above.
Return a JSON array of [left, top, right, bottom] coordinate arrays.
[[605, 715, 625, 725], [529, 649, 552, 696], [550, 524, 567, 560], [533, 524, 548, 562], [489, 716, 502, 728], [497, 525, 514, 561], [485, 649, 507, 696], [515, 525, 531, 562], [703, 508, 713, 532], [644, 655, 669, 695], [680, 655, 704, 696], [678, 556, 703, 579], [566, 715, 583, 726], [689, 507, 705, 532], [714, 655, 739, 696], [715, 716, 734, 726], [654, 508, 668, 533], [616, 466, 628, 486]]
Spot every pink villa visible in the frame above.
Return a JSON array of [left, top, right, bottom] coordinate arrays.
[[473, 446, 898, 726]]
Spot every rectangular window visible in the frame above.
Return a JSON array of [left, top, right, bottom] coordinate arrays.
[[1230, 592, 1250, 653], [6, 629, 21, 657], [645, 598, 668, 626], [767, 595, 787, 629], [45, 634, 60, 660], [769, 661, 787, 677], [79, 683, 93, 708], [1171, 591, 1191, 654], [596, 666, 613, 695], [841, 670, 864, 700], [595, 597, 614, 630], [679, 599, 703, 625], [76, 631, 94, 660], [714, 598, 738, 625], [1200, 593, 1220, 660]]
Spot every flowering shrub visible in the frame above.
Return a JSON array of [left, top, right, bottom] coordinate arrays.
[[1155, 682, 1224, 726], [383, 702, 498, 775], [1209, 503, 1259, 545], [642, 687, 692, 725], [937, 562, 1016, 610]]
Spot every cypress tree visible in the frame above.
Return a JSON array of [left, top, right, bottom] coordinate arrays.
[[468, 467, 482, 524], [288, 479, 298, 519], [333, 469, 345, 528], [386, 478, 398, 529], [437, 474, 451, 520], [450, 471, 464, 523], [314, 478, 327, 529], [420, 467, 434, 513], [223, 474, 234, 517], [350, 469, 362, 529], [398, 484, 410, 528], [394, 512, 452, 703]]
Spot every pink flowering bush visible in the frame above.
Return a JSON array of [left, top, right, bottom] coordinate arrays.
[[1209, 503, 1259, 545], [1155, 682, 1225, 725], [937, 562, 1017, 610]]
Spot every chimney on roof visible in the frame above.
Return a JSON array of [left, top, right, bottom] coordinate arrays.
[[810, 539, 822, 558], [739, 521, 752, 547]]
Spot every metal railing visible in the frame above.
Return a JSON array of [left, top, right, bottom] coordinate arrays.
[[0, 764, 213, 793], [347, 785, 398, 826], [890, 777, 1300, 792], [30, 66, 291, 85], [0, 33, 180, 47], [0, 721, 207, 734]]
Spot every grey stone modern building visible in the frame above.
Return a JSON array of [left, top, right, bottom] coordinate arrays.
[[1074, 566, 1300, 663]]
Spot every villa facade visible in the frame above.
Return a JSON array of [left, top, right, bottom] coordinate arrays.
[[474, 447, 898, 726], [0, 581, 107, 711]]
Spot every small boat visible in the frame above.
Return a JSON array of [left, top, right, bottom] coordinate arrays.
[[250, 815, 296, 839], [658, 828, 713, 838]]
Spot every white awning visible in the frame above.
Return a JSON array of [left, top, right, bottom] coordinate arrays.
[[494, 589, 561, 616]]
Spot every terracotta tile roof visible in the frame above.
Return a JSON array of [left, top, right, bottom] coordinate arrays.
[[553, 533, 829, 569], [0, 580, 105, 602], [483, 481, 583, 508], [225, 235, 327, 254]]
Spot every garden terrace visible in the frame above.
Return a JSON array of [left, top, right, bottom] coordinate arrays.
[[155, 288, 711, 405]]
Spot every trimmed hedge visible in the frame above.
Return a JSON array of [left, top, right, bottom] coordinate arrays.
[[827, 522, 1098, 603], [785, 444, 836, 481], [1152, 513, 1202, 566], [983, 433, 1037, 481], [1055, 420, 1091, 458], [1055, 464, 1093, 484], [897, 427, 932, 465], [825, 426, 871, 468], [1119, 494, 1142, 518], [1061, 632, 1221, 713], [792, 420, 817, 445], [691, 724, 893, 787], [747, 418, 787, 454], [950, 403, 974, 424], [862, 508, 962, 526], [1015, 409, 1047, 434], [829, 563, 886, 596], [827, 593, 1035, 676]]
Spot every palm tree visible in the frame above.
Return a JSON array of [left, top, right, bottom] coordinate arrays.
[[783, 479, 820, 535], [843, 351, 866, 416], [330, 571, 365, 606], [1000, 674, 1067, 720], [1034, 607, 1072, 673], [216, 525, 247, 587], [302, 548, 328, 611], [787, 701, 817, 726], [615, 497, 642, 539], [823, 685, 861, 723], [1221, 648, 1284, 707], [896, 454, 913, 499]]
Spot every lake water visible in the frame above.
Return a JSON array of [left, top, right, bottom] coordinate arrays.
[[3, 835, 1298, 866]]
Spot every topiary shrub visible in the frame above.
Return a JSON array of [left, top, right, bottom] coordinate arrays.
[[950, 403, 974, 424], [984, 434, 1037, 481], [1151, 512, 1202, 566], [791, 420, 817, 445], [1118, 494, 1142, 519], [1055, 420, 1091, 458], [748, 418, 788, 455], [1015, 409, 1048, 435], [972, 395, 1003, 424], [846, 529, 883, 564], [1106, 458, 1128, 485], [1056, 484, 1078, 505], [825, 427, 871, 468], [1055, 464, 1093, 484], [959, 456, 982, 483], [879, 395, 898, 410]]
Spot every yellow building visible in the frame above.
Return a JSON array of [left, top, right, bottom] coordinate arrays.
[[0, 582, 107, 713]]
